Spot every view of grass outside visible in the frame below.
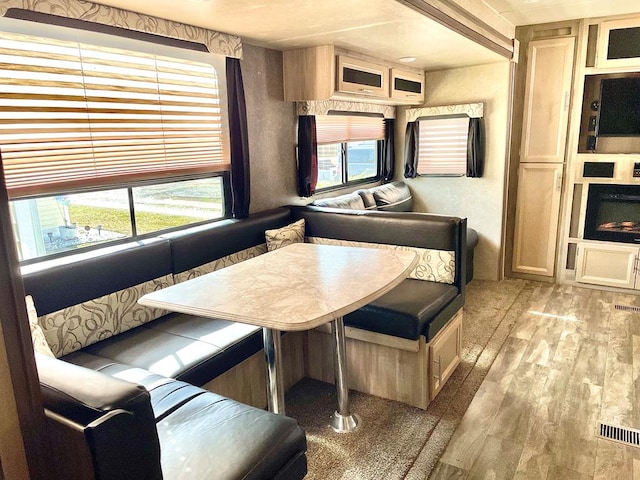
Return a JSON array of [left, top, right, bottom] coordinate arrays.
[[68, 204, 206, 236]]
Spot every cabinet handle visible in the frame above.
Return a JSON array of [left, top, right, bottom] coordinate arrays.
[[555, 172, 562, 192], [564, 91, 570, 111], [359, 88, 374, 93]]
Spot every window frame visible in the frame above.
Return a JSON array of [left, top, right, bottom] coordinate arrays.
[[0, 17, 234, 265], [14, 172, 232, 266], [315, 139, 383, 193], [416, 114, 469, 177]]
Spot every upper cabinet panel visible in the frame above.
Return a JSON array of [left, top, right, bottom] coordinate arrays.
[[283, 45, 424, 105], [336, 55, 388, 98], [390, 68, 425, 103], [596, 18, 640, 69], [520, 37, 576, 163]]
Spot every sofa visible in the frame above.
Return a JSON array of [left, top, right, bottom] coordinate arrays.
[[311, 181, 479, 283], [23, 205, 467, 478]]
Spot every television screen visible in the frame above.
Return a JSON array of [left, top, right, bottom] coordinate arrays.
[[599, 77, 640, 136]]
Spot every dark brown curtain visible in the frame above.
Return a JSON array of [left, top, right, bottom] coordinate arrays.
[[297, 115, 318, 197], [403, 121, 419, 178], [467, 117, 485, 178], [382, 118, 395, 182], [226, 57, 250, 218]]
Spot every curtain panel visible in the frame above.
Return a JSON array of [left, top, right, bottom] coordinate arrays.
[[226, 57, 251, 218], [382, 119, 395, 182], [403, 121, 419, 178], [297, 116, 318, 197], [467, 117, 485, 178]]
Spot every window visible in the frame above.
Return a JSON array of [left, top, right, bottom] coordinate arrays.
[[10, 176, 226, 262], [315, 114, 383, 190], [417, 116, 469, 176], [0, 23, 231, 262]]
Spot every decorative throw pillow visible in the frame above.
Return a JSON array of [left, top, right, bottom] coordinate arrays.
[[265, 219, 305, 251], [25, 295, 55, 357]]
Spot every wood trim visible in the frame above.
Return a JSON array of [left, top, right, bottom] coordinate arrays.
[[397, 0, 514, 60], [0, 159, 49, 479]]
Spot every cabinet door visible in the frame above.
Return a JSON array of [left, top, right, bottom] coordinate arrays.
[[520, 37, 575, 163], [337, 55, 388, 98], [429, 310, 461, 401], [512, 163, 563, 276], [390, 68, 424, 103], [575, 243, 638, 289]]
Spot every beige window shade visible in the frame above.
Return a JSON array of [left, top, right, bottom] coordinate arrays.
[[315, 115, 384, 145], [417, 116, 468, 175], [0, 32, 229, 198]]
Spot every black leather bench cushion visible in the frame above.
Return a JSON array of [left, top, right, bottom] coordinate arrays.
[[78, 313, 263, 387], [157, 391, 307, 480], [345, 279, 459, 341], [22, 239, 173, 316], [161, 207, 293, 275], [64, 351, 210, 422], [36, 353, 163, 479]]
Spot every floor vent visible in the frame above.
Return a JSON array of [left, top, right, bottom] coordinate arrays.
[[614, 304, 640, 312], [597, 422, 640, 448]]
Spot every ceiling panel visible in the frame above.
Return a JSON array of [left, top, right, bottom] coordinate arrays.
[[483, 0, 640, 26], [88, 0, 506, 70]]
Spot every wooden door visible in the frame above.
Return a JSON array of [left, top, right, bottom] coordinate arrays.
[[512, 163, 563, 276], [520, 37, 575, 163]]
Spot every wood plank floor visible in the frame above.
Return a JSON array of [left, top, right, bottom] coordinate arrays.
[[432, 282, 640, 480]]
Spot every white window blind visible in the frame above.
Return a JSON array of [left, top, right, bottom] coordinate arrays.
[[315, 115, 385, 145], [417, 116, 468, 175], [0, 31, 229, 198]]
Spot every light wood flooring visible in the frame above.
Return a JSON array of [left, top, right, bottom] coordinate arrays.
[[432, 282, 640, 479]]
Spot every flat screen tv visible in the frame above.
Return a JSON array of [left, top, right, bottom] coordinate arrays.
[[599, 77, 640, 136]]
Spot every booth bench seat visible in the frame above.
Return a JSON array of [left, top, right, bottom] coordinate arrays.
[[23, 205, 467, 477]]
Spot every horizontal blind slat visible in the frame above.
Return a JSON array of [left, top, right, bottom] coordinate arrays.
[[417, 117, 468, 175], [0, 31, 228, 197]]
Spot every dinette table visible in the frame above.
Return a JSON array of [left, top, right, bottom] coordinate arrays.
[[139, 242, 417, 432]]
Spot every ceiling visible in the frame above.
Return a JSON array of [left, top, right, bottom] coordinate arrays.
[[90, 0, 640, 71], [483, 0, 640, 26]]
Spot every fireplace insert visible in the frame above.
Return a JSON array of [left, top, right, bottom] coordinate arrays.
[[584, 184, 640, 243]]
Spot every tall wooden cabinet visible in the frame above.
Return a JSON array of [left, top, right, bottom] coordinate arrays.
[[512, 36, 575, 276]]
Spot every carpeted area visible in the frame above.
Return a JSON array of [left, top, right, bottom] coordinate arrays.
[[285, 279, 537, 479]]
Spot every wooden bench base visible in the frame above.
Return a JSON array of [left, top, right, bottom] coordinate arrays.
[[305, 310, 462, 409], [203, 312, 462, 410]]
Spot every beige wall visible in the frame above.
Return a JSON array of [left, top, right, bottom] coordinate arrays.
[[241, 43, 300, 213], [396, 61, 511, 281]]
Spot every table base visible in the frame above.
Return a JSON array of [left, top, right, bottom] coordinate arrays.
[[329, 411, 360, 433]]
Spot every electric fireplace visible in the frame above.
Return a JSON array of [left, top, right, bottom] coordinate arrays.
[[584, 184, 640, 244]]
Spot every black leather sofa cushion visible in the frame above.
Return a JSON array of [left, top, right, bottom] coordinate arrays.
[[22, 239, 173, 316], [156, 391, 307, 480], [161, 207, 292, 275], [345, 279, 459, 341], [370, 182, 414, 211], [78, 313, 263, 387], [64, 352, 211, 422], [36, 353, 163, 480]]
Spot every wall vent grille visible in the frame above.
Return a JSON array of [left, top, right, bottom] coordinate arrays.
[[614, 304, 640, 312], [597, 422, 640, 448]]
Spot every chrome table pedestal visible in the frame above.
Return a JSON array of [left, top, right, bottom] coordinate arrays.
[[328, 316, 359, 433]]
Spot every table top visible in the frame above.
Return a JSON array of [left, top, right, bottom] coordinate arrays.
[[139, 243, 418, 331]]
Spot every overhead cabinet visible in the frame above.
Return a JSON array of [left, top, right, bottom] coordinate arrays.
[[283, 45, 424, 105], [337, 55, 388, 98]]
